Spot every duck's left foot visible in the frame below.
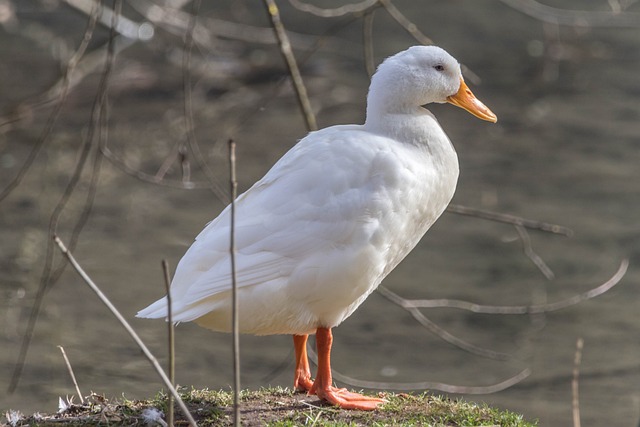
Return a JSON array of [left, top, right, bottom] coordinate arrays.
[[293, 334, 314, 392], [294, 370, 314, 392], [311, 385, 386, 410]]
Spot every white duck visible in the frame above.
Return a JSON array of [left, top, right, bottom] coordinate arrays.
[[138, 45, 496, 410]]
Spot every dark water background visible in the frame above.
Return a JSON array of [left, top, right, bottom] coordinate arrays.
[[1, 1, 639, 425]]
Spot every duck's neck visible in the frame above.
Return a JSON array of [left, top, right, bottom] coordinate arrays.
[[364, 79, 417, 124], [365, 103, 452, 151], [363, 76, 457, 161]]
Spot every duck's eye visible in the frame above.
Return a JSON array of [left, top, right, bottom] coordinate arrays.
[[434, 64, 445, 72]]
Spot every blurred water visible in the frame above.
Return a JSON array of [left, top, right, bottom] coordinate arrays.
[[1, 1, 639, 425]]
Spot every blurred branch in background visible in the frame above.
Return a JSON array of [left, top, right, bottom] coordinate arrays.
[[447, 204, 573, 236], [6, 0, 106, 393], [181, 0, 229, 203], [0, 0, 149, 134], [378, 259, 627, 315], [130, 0, 319, 48], [500, 0, 640, 27], [308, 344, 532, 394], [514, 225, 555, 280], [263, 0, 317, 131], [288, 0, 378, 17], [0, 0, 100, 199], [65, 0, 154, 39]]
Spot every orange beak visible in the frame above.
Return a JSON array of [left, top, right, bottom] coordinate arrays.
[[447, 78, 497, 123]]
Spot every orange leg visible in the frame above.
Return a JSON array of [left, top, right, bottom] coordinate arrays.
[[293, 334, 313, 391], [308, 327, 386, 410]]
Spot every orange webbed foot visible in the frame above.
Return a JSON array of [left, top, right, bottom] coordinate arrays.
[[310, 384, 386, 410], [294, 370, 314, 392], [305, 328, 387, 410]]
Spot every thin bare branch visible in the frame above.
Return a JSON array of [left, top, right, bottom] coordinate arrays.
[[447, 203, 574, 236], [263, 0, 318, 131], [378, 259, 628, 314], [499, 0, 640, 27], [228, 140, 240, 426], [306, 346, 530, 394], [161, 260, 175, 427], [53, 236, 197, 427], [378, 0, 433, 46], [514, 225, 555, 280], [288, 0, 378, 17], [57, 346, 84, 404], [572, 338, 584, 427]]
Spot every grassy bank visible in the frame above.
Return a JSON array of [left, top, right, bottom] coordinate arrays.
[[4, 387, 536, 426]]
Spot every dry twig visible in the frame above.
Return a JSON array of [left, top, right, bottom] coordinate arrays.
[[263, 0, 318, 131], [228, 140, 240, 426], [161, 260, 175, 427], [57, 346, 84, 404], [378, 0, 433, 46], [572, 338, 584, 427], [53, 236, 197, 427]]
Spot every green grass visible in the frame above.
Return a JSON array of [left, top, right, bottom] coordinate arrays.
[[4, 387, 537, 426]]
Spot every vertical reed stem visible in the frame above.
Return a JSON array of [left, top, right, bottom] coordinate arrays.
[[572, 337, 584, 427], [161, 259, 175, 427], [57, 346, 84, 404], [228, 139, 240, 426]]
